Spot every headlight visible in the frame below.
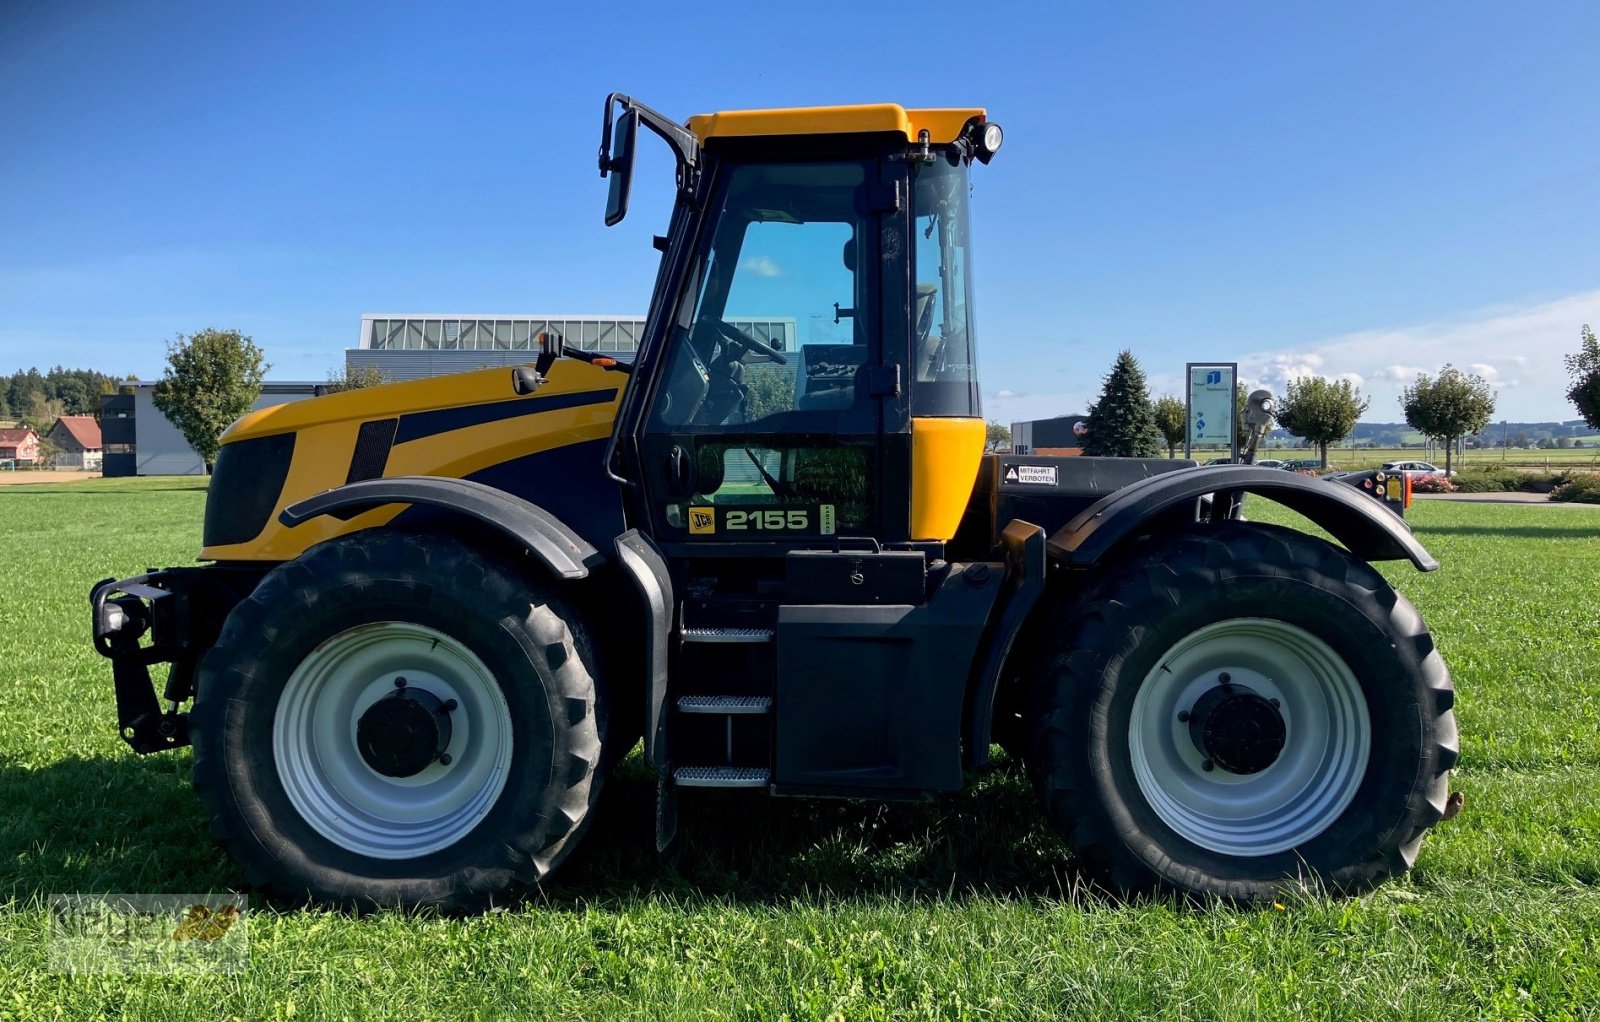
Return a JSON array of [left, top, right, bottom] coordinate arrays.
[[973, 122, 1004, 164]]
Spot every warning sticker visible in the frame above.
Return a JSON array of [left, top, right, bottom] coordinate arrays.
[[1005, 464, 1058, 486]]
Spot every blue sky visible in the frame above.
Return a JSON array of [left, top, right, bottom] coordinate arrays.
[[2, 1, 1597, 422]]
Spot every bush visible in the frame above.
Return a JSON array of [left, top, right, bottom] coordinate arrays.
[[1452, 467, 1566, 493], [1452, 467, 1524, 492], [1551, 472, 1600, 504], [1410, 475, 1456, 494]]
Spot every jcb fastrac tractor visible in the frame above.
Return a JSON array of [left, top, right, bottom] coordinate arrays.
[[92, 95, 1457, 910]]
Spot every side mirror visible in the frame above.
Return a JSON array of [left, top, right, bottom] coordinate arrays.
[[603, 109, 638, 227], [1245, 389, 1276, 428]]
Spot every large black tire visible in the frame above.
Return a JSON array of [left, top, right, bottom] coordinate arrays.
[[1026, 522, 1457, 901], [190, 530, 606, 911]]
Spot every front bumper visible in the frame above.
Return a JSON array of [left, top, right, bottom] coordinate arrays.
[[90, 571, 202, 754], [90, 566, 262, 755]]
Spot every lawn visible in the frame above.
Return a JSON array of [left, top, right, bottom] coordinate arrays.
[[1, 479, 1598, 1019]]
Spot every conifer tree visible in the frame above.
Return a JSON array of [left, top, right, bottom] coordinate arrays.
[[1082, 350, 1163, 458]]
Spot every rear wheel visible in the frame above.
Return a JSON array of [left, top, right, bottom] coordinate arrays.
[[1026, 522, 1457, 900], [191, 530, 605, 911]]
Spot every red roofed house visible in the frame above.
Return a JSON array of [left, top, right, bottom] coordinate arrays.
[[47, 416, 103, 470], [0, 427, 41, 466]]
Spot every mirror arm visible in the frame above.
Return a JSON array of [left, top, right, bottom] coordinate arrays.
[[601, 92, 699, 177]]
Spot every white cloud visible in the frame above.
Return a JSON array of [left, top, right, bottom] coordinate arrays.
[[739, 255, 782, 278], [1236, 290, 1600, 421], [1467, 362, 1521, 389], [1376, 364, 1428, 383]]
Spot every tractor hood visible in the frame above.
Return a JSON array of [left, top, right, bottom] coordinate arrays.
[[202, 361, 626, 562]]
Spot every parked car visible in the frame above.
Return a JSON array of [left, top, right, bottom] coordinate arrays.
[[1381, 460, 1456, 479], [1203, 457, 1238, 466], [1253, 459, 1286, 469], [1284, 459, 1323, 471]]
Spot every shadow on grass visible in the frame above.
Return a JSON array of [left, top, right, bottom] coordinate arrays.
[[554, 756, 1081, 906], [0, 754, 236, 902], [0, 751, 1082, 909]]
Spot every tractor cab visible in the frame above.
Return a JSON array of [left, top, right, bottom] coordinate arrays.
[[585, 97, 1015, 802], [598, 96, 1000, 556]]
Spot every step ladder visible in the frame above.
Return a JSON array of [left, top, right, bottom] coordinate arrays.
[[681, 626, 774, 644], [670, 693, 773, 787], [670, 621, 774, 789]]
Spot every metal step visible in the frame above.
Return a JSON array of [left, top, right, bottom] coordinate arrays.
[[676, 695, 773, 715], [681, 627, 774, 644], [673, 765, 771, 788]]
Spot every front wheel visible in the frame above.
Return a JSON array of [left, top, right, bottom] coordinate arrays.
[[1026, 523, 1458, 901], [190, 530, 606, 911]]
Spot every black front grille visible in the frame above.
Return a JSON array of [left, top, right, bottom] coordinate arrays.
[[203, 432, 296, 547]]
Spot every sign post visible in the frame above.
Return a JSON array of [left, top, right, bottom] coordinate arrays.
[[1185, 363, 1238, 462]]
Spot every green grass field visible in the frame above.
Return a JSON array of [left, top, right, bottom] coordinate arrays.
[[2, 478, 1598, 1019]]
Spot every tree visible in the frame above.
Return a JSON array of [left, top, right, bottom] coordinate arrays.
[[1566, 324, 1600, 431], [51, 376, 90, 415], [34, 434, 62, 468], [152, 329, 270, 470], [1152, 394, 1186, 458], [1081, 349, 1162, 458], [985, 420, 1012, 452], [1399, 364, 1496, 475], [742, 364, 791, 421], [1275, 376, 1370, 468], [23, 392, 63, 430], [323, 364, 388, 394], [1234, 386, 1252, 451], [7, 369, 45, 416]]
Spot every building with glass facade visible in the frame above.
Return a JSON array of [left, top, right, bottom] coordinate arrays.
[[347, 314, 796, 382]]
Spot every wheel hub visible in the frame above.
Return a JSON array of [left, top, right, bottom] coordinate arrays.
[[1188, 681, 1286, 775], [356, 683, 453, 777]]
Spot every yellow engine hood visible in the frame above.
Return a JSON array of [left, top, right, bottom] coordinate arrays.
[[203, 361, 626, 561]]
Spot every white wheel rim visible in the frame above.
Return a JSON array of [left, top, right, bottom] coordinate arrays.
[[1128, 618, 1370, 857], [273, 621, 513, 859]]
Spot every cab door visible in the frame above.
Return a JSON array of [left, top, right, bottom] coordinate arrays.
[[635, 156, 910, 551]]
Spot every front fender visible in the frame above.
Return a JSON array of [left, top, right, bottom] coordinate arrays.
[[280, 475, 603, 579], [1046, 466, 1438, 572]]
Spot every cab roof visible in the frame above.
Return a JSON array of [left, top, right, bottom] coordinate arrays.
[[686, 104, 985, 145]]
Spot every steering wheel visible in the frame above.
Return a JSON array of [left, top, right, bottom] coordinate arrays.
[[711, 319, 788, 365]]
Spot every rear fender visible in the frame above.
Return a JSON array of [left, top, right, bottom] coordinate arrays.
[[1046, 466, 1438, 572]]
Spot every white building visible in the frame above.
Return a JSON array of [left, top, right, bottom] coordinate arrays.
[[346, 314, 795, 382]]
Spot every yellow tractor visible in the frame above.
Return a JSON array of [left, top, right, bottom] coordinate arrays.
[[92, 94, 1456, 910]]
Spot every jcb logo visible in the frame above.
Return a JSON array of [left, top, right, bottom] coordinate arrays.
[[688, 507, 715, 534]]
